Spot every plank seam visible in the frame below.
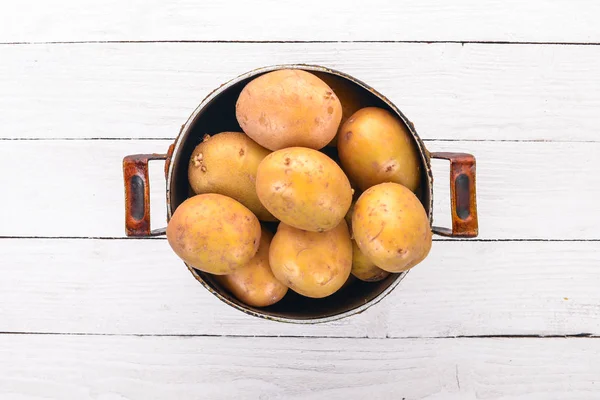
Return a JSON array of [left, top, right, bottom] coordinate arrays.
[[2, 138, 600, 143], [0, 332, 596, 339], [3, 40, 600, 46], [0, 236, 598, 242]]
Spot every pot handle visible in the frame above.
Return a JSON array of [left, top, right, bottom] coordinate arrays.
[[123, 153, 168, 237], [430, 152, 479, 238]]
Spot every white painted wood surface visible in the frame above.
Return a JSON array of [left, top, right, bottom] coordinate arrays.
[[2, 335, 599, 400], [3, 43, 600, 141], [2, 1, 600, 398], [2, 0, 600, 43], [1, 239, 599, 337]]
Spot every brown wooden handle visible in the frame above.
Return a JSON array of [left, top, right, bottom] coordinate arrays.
[[431, 152, 478, 238], [123, 153, 167, 237]]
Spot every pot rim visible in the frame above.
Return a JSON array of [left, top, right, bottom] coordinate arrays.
[[165, 64, 434, 324]]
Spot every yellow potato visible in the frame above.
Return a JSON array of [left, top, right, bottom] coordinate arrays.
[[352, 183, 431, 273], [215, 229, 288, 307], [351, 241, 390, 282], [314, 72, 365, 147], [344, 200, 356, 238], [256, 147, 352, 232], [236, 69, 342, 150], [338, 107, 422, 192], [269, 221, 352, 298], [166, 194, 261, 275], [188, 131, 275, 221], [345, 197, 388, 281]]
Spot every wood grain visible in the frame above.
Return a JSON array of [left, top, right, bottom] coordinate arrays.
[[0, 140, 597, 239], [2, 43, 600, 141], [1, 335, 599, 399], [2, 0, 600, 43], [1, 239, 598, 337]]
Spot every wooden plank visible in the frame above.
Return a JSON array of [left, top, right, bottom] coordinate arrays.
[[2, 43, 600, 141], [2, 0, 600, 43], [0, 140, 597, 239], [1, 335, 599, 399], [1, 239, 598, 337]]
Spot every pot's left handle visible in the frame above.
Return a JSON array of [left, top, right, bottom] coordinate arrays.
[[123, 153, 168, 237]]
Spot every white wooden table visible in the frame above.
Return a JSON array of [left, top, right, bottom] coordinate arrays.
[[2, 1, 600, 398]]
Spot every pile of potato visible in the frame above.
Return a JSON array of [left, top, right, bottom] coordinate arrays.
[[166, 69, 432, 308]]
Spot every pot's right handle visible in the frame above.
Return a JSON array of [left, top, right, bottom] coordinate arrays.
[[430, 152, 478, 238], [123, 153, 168, 237]]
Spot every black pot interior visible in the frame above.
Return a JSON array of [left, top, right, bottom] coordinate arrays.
[[168, 67, 431, 321]]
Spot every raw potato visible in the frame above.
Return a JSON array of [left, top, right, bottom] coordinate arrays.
[[338, 107, 422, 192], [352, 183, 431, 273], [216, 229, 288, 307], [351, 241, 390, 282], [346, 198, 389, 281], [269, 221, 352, 298], [344, 200, 356, 238], [256, 147, 352, 232], [188, 132, 275, 221], [166, 194, 261, 275], [314, 72, 364, 147], [236, 69, 343, 150]]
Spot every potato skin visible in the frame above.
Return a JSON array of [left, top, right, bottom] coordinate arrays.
[[351, 241, 390, 282], [256, 147, 352, 232], [269, 221, 352, 298], [344, 200, 356, 238], [166, 194, 261, 275], [338, 107, 421, 192], [352, 183, 431, 273], [314, 73, 365, 147], [236, 69, 343, 151], [216, 229, 288, 307], [345, 198, 389, 282], [188, 132, 275, 221]]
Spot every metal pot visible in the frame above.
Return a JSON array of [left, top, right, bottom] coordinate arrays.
[[123, 64, 478, 323]]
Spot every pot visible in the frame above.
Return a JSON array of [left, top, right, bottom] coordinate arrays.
[[122, 64, 478, 323]]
